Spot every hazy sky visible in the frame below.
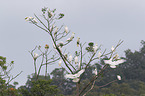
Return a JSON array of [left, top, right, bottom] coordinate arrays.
[[0, 0, 145, 86]]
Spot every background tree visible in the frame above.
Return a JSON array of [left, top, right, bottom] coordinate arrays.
[[50, 68, 75, 95], [0, 56, 21, 96], [18, 74, 63, 96], [18, 40, 145, 96]]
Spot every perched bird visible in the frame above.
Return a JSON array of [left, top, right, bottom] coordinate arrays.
[[34, 53, 39, 59], [58, 59, 62, 66], [93, 68, 98, 75], [54, 27, 58, 36], [66, 32, 75, 42], [93, 43, 98, 53], [117, 75, 121, 80], [25, 17, 38, 24], [65, 26, 68, 33], [111, 46, 115, 52], [77, 37, 80, 47], [97, 51, 101, 58], [75, 56, 78, 64], [69, 55, 73, 62]]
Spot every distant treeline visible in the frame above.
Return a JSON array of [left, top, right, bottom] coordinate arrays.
[[1, 40, 145, 96]]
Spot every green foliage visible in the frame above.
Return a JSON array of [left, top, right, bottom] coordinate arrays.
[[0, 56, 6, 70], [25, 6, 145, 95], [19, 74, 63, 96], [50, 40, 145, 96], [0, 56, 21, 96], [50, 68, 75, 95], [103, 94, 117, 96], [117, 40, 145, 81], [0, 56, 6, 64], [13, 81, 19, 86], [86, 42, 95, 52], [58, 13, 64, 19], [16, 39, 145, 96], [30, 79, 59, 96]]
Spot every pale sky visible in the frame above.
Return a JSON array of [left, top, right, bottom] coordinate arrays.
[[0, 0, 145, 86]]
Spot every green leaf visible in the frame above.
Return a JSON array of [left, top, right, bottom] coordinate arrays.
[[11, 61, 14, 64], [88, 42, 94, 46], [52, 9, 56, 13], [58, 13, 64, 19], [2, 66, 7, 70]]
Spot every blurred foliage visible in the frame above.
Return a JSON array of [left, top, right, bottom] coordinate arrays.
[[2, 40, 145, 95], [0, 56, 21, 96], [52, 40, 145, 96], [18, 74, 63, 96]]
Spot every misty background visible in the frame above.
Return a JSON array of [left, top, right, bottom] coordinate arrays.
[[0, 0, 145, 86]]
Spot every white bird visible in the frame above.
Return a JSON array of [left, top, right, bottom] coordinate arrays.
[[97, 51, 101, 58], [66, 32, 75, 42], [54, 27, 58, 36], [77, 37, 80, 47], [66, 37, 72, 42], [25, 17, 33, 21], [32, 18, 38, 24], [25, 17, 37, 24], [58, 59, 62, 66], [69, 55, 73, 62], [93, 43, 98, 53], [117, 75, 121, 80], [111, 46, 115, 52], [34, 53, 39, 59], [48, 9, 53, 17], [93, 68, 98, 75], [78, 61, 81, 69], [65, 26, 68, 33], [72, 78, 80, 82], [75, 56, 78, 64], [65, 69, 85, 82], [104, 58, 125, 68]]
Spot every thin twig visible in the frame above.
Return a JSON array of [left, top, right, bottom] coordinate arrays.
[[6, 71, 23, 84], [83, 80, 96, 96]]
